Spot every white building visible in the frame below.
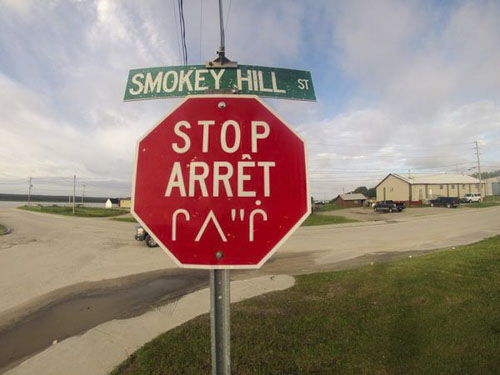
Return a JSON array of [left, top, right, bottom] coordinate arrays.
[[105, 198, 120, 208], [484, 176, 500, 196]]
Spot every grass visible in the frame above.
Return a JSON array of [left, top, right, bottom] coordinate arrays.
[[18, 205, 129, 217], [111, 237, 500, 375], [314, 203, 349, 212], [111, 216, 138, 223], [302, 213, 358, 226], [485, 195, 500, 201], [0, 224, 7, 234], [463, 201, 500, 208]]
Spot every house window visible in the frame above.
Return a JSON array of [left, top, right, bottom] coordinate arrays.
[[476, 184, 480, 189], [440, 185, 444, 189], [390, 188, 394, 192], [451, 184, 455, 189], [462, 184, 466, 188]]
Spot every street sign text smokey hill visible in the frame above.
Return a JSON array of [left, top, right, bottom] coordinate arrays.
[[132, 95, 310, 269], [124, 64, 315, 101]]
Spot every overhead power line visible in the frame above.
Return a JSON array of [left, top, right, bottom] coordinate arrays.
[[172, 0, 182, 64], [177, 0, 188, 64]]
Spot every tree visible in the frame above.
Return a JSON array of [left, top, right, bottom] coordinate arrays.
[[472, 170, 500, 179], [352, 186, 368, 195], [348, 186, 376, 198], [366, 187, 376, 198]]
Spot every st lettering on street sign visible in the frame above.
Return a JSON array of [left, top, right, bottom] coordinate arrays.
[[132, 95, 310, 269], [124, 64, 315, 101]]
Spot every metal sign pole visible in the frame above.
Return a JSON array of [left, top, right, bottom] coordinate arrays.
[[210, 269, 231, 375], [211, 1, 232, 372]]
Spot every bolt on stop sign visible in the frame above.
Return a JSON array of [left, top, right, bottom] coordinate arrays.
[[132, 95, 310, 269]]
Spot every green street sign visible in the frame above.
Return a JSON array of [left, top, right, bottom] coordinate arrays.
[[124, 64, 315, 101]]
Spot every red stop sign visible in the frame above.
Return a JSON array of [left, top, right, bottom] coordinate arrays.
[[132, 95, 310, 269]]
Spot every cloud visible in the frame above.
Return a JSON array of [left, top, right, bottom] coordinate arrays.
[[328, 0, 500, 113], [294, 0, 500, 199], [0, 0, 39, 19], [0, 0, 499, 201], [300, 99, 500, 199], [0, 0, 313, 196], [223, 0, 305, 66], [0, 1, 186, 195], [330, 0, 424, 84]]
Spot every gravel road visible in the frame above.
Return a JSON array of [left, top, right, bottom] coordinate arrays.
[[1, 205, 499, 321]]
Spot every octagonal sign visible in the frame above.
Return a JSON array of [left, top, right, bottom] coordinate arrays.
[[132, 95, 310, 269]]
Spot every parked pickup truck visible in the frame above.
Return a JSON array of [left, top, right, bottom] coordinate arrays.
[[461, 193, 482, 203], [430, 197, 460, 208], [373, 200, 405, 212]]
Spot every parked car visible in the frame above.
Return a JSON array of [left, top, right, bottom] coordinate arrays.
[[134, 225, 159, 247], [461, 193, 482, 203], [373, 200, 405, 212], [430, 197, 460, 208]]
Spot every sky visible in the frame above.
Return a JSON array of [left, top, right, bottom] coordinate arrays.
[[0, 0, 499, 200]]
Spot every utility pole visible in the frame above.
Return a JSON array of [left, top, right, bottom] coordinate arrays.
[[27, 177, 33, 205], [474, 141, 483, 200], [73, 175, 76, 214], [81, 183, 86, 204]]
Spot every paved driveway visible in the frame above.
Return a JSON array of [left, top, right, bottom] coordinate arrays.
[[320, 205, 483, 222]]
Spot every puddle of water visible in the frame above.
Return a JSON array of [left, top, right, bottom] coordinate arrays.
[[0, 270, 208, 372]]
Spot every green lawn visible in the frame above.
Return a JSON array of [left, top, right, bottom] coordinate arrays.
[[314, 203, 347, 212], [463, 201, 500, 208], [111, 236, 500, 375], [18, 205, 128, 217], [111, 216, 138, 223], [302, 213, 358, 226]]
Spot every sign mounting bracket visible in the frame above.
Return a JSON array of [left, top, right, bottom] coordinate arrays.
[[205, 0, 237, 69]]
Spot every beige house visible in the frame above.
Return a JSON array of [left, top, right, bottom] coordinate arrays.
[[119, 198, 131, 209], [376, 173, 485, 204]]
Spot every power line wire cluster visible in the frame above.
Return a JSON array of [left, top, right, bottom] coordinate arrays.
[[177, 0, 188, 64]]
